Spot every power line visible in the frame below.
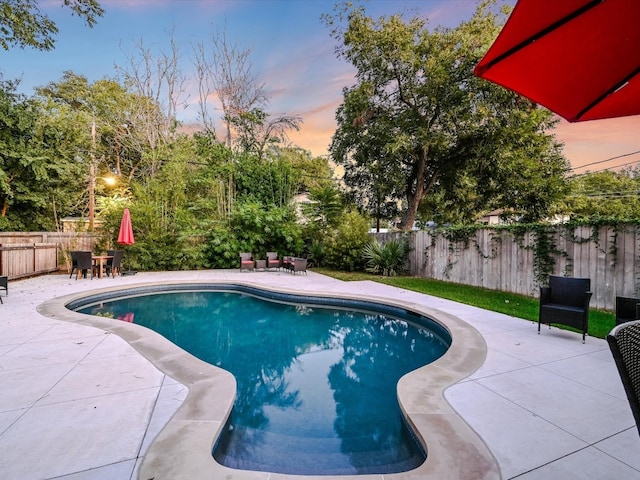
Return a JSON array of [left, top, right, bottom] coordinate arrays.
[[570, 158, 640, 177], [570, 149, 640, 172]]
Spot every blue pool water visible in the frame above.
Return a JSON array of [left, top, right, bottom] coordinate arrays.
[[76, 286, 450, 475]]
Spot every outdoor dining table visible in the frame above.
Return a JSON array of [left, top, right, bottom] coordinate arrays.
[[92, 255, 113, 279]]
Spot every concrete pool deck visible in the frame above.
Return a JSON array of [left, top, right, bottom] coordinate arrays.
[[0, 270, 639, 479]]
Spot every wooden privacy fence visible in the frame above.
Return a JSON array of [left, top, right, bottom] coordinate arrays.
[[3, 226, 639, 310], [0, 232, 98, 279], [375, 224, 640, 311], [0, 243, 59, 279]]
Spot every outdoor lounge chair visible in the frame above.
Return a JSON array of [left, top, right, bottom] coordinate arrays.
[[266, 252, 280, 270], [616, 296, 640, 326], [240, 253, 254, 271], [292, 257, 307, 275], [607, 320, 640, 438], [69, 251, 94, 279], [538, 275, 592, 343], [0, 275, 7, 304]]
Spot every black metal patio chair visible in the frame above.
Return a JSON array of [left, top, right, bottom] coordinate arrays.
[[105, 250, 123, 277], [69, 251, 94, 279], [616, 296, 640, 326], [538, 275, 592, 343]]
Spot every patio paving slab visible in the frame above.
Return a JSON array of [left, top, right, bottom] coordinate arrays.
[[445, 380, 587, 479], [0, 270, 638, 479]]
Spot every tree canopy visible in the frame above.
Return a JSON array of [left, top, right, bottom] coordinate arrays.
[[326, 0, 569, 228], [563, 169, 640, 221], [0, 76, 86, 230], [0, 0, 104, 51]]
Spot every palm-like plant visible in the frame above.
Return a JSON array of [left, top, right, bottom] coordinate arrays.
[[307, 240, 325, 267], [363, 238, 410, 276]]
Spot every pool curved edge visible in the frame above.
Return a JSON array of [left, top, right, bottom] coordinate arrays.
[[37, 280, 501, 480]]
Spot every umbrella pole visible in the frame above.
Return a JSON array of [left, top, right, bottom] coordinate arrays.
[[121, 247, 137, 276]]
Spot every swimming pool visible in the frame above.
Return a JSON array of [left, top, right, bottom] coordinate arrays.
[[41, 277, 496, 480], [73, 285, 451, 475]]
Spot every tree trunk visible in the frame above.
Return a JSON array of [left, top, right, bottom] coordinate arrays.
[[398, 147, 428, 230]]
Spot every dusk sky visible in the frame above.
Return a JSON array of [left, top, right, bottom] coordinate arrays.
[[3, 0, 639, 173]]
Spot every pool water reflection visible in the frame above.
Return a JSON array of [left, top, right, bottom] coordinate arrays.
[[78, 290, 450, 475]]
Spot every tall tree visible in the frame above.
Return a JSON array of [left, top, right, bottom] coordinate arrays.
[[279, 146, 333, 193], [229, 107, 301, 160], [35, 72, 147, 182], [0, 0, 103, 51], [0, 77, 85, 230], [193, 24, 302, 157], [116, 31, 187, 177], [193, 23, 267, 146], [326, 0, 568, 229]]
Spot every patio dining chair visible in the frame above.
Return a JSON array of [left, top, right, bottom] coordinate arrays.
[[69, 251, 79, 279], [105, 250, 123, 277], [607, 320, 640, 437], [70, 251, 94, 279]]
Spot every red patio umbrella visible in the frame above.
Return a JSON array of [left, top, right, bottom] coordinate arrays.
[[117, 208, 135, 245], [474, 0, 640, 122], [117, 208, 137, 274]]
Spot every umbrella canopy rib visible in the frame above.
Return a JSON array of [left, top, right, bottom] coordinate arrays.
[[577, 66, 640, 121], [475, 0, 603, 76]]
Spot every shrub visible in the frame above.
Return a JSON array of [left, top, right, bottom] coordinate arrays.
[[306, 240, 325, 267], [363, 237, 410, 276], [323, 210, 370, 271], [205, 201, 303, 268]]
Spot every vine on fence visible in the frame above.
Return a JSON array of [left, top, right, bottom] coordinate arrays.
[[421, 220, 636, 288]]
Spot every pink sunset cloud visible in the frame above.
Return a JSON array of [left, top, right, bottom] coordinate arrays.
[[287, 99, 344, 157]]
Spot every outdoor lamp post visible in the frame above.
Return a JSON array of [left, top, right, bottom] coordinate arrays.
[[87, 119, 117, 231], [89, 121, 97, 231], [88, 174, 117, 231]]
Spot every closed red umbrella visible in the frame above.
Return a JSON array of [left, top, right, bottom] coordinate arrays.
[[117, 208, 137, 274], [117, 208, 135, 245], [474, 0, 640, 122]]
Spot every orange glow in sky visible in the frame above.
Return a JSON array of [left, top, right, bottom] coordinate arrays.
[[553, 116, 640, 173]]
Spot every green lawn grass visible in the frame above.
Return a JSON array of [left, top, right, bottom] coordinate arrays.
[[314, 268, 616, 339]]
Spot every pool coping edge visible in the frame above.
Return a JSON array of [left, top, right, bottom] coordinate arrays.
[[37, 279, 501, 480]]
